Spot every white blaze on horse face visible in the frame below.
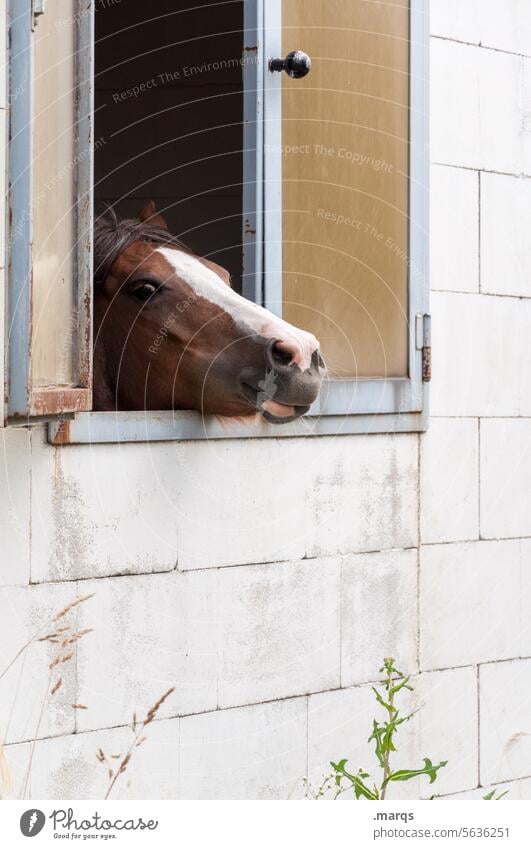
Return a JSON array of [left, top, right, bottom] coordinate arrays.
[[156, 246, 319, 371]]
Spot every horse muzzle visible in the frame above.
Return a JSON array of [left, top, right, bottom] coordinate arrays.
[[238, 338, 326, 423]]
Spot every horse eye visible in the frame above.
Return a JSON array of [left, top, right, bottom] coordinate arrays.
[[131, 282, 161, 301]]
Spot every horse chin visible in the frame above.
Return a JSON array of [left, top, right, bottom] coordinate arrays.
[[260, 398, 310, 424], [214, 404, 309, 426]]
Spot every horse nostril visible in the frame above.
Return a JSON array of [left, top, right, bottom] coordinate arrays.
[[272, 340, 293, 366], [266, 338, 325, 374], [266, 339, 295, 370], [312, 349, 326, 370]]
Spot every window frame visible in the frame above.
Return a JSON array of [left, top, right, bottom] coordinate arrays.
[[4, 0, 428, 443], [6, 0, 94, 421], [261, 0, 430, 422]]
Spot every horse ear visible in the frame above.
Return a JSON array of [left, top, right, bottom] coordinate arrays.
[[137, 200, 168, 230]]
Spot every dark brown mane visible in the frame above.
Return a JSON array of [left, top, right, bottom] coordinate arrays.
[[94, 207, 191, 288]]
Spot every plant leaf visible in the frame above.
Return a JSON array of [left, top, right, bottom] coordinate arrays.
[[384, 757, 448, 786], [389, 677, 413, 697], [368, 720, 386, 767], [372, 687, 395, 714], [330, 761, 379, 800], [484, 788, 509, 800]]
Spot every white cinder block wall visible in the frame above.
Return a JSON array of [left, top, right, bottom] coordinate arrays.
[[2, 1, 531, 800]]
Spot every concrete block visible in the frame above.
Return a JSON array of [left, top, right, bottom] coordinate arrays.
[[0, 583, 90, 744], [430, 0, 479, 44], [307, 683, 420, 800], [218, 558, 341, 707], [524, 59, 531, 175], [479, 1, 531, 55], [520, 540, 531, 656], [431, 292, 531, 417], [439, 777, 531, 800], [432, 40, 522, 174], [30, 430, 179, 582], [481, 173, 531, 297], [308, 669, 477, 801], [176, 438, 310, 569], [3, 718, 179, 799], [417, 667, 478, 796], [341, 549, 418, 687], [306, 434, 418, 558], [0, 427, 31, 587], [430, 165, 479, 293], [420, 540, 521, 669], [431, 0, 531, 55], [480, 659, 531, 785], [420, 417, 479, 544], [75, 570, 218, 731], [480, 420, 531, 539], [179, 698, 307, 799]]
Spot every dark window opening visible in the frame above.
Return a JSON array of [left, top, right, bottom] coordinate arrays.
[[94, 0, 244, 293]]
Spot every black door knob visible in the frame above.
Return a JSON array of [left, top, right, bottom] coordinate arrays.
[[269, 50, 311, 79]]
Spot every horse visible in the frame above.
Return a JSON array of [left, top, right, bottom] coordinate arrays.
[[93, 202, 325, 422]]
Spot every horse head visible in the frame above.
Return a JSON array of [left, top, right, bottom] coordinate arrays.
[[93, 202, 325, 422]]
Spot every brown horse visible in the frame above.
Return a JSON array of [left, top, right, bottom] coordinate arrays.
[[93, 202, 325, 422]]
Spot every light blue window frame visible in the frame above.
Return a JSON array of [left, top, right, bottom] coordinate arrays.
[[260, 0, 430, 425], [43, 0, 428, 445], [6, 0, 94, 422]]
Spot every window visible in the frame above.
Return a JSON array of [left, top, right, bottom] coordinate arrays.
[[93, 0, 245, 294], [7, 0, 93, 418], [259, 0, 429, 426], [5, 0, 429, 440]]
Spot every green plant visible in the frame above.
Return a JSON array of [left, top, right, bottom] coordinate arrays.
[[305, 657, 447, 800], [483, 789, 509, 800]]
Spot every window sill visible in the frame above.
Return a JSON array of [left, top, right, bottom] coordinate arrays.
[[47, 409, 428, 445]]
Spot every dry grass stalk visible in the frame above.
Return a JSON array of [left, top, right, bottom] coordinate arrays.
[[0, 594, 95, 684], [53, 594, 96, 622], [3, 593, 96, 800], [119, 753, 131, 774], [0, 742, 13, 797], [100, 687, 175, 800], [72, 704, 88, 710], [38, 632, 62, 643], [61, 629, 94, 647], [50, 678, 62, 696], [145, 688, 175, 725]]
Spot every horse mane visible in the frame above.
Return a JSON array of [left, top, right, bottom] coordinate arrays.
[[94, 206, 192, 287]]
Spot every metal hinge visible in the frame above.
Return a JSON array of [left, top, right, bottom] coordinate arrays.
[[32, 0, 45, 29], [415, 313, 432, 383]]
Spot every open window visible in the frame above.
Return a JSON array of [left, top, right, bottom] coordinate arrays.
[[5, 0, 429, 440], [93, 0, 245, 296], [6, 0, 93, 419], [261, 0, 430, 424]]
